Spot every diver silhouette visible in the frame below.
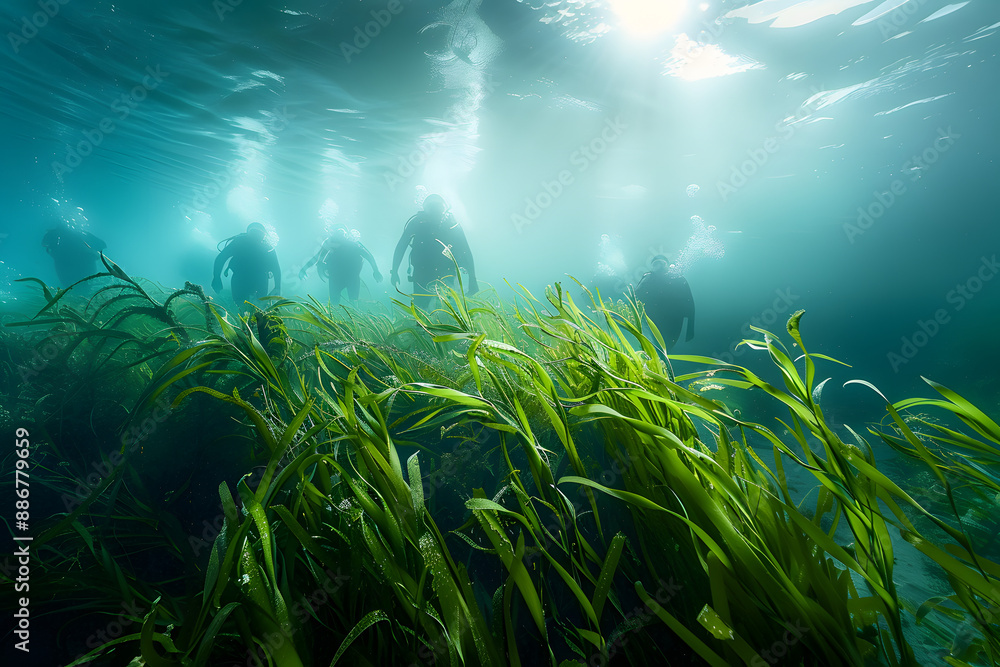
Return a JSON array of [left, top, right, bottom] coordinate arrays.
[[212, 222, 281, 310], [299, 224, 383, 305], [390, 194, 479, 309], [41, 222, 107, 287], [634, 255, 695, 352]]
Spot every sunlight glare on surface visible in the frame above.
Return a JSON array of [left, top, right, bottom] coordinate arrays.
[[608, 0, 687, 37]]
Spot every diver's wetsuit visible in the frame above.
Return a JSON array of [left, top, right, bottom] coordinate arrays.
[[634, 270, 695, 351], [395, 212, 476, 307], [216, 234, 280, 307], [317, 236, 378, 304], [42, 227, 106, 286]]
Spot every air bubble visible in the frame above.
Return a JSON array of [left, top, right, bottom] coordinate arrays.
[[319, 198, 339, 224], [415, 185, 429, 207], [669, 215, 725, 276], [597, 235, 627, 275]]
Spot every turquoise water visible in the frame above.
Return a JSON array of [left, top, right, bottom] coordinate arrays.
[[2, 0, 998, 401], [2, 1, 999, 664]]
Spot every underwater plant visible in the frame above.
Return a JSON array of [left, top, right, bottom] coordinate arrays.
[[3, 265, 1000, 666]]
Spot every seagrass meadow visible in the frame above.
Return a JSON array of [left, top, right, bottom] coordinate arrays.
[[3, 258, 1000, 667]]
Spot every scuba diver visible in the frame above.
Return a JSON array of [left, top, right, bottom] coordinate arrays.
[[298, 224, 383, 305], [634, 255, 695, 352], [390, 194, 479, 309], [41, 222, 107, 286], [212, 222, 281, 309]]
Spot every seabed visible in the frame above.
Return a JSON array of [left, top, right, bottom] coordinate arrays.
[[2, 257, 1000, 666]]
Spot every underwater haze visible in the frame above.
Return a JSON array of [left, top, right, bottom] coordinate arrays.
[[3, 0, 1000, 665], [0, 0, 996, 395]]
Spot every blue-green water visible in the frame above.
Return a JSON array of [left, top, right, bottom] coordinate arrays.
[[2, 1, 999, 664], [2, 0, 998, 400]]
